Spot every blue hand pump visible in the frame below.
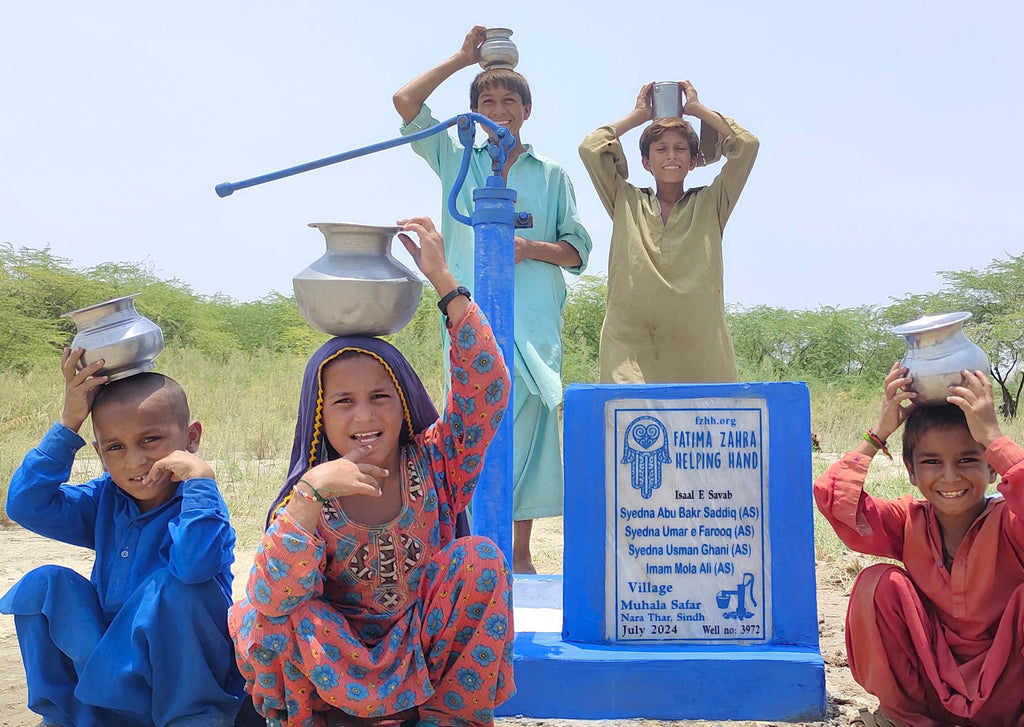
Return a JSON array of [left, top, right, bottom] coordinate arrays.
[[216, 115, 528, 564]]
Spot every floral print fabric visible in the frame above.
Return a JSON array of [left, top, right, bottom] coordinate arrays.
[[229, 306, 514, 726]]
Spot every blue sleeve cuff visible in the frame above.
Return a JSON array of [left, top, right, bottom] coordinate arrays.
[[180, 477, 225, 512], [37, 423, 87, 463]]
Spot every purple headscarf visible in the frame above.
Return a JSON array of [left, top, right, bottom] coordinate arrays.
[[267, 335, 473, 537], [267, 335, 441, 527]]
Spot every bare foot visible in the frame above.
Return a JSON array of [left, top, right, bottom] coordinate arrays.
[[513, 558, 537, 574], [513, 519, 536, 574]]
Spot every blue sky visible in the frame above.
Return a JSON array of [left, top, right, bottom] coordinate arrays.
[[2, 2, 1022, 310]]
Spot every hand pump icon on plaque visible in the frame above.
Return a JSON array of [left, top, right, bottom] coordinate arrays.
[[621, 416, 670, 499], [716, 573, 757, 621]]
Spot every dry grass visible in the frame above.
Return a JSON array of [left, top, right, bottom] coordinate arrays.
[[0, 348, 303, 529], [2, 355, 1023, 569], [530, 517, 564, 574]]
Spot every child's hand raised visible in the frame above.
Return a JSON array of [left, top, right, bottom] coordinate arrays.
[[947, 369, 1004, 449], [680, 80, 700, 112], [59, 347, 108, 434], [144, 450, 215, 486], [397, 218, 466, 323], [397, 216, 447, 280], [873, 361, 917, 442], [457, 25, 486, 66], [631, 81, 655, 120], [303, 445, 386, 500], [611, 81, 660, 136]]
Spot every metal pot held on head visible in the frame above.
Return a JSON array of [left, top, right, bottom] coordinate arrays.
[[62, 294, 165, 382], [479, 28, 518, 70], [892, 312, 990, 405], [652, 81, 683, 119], [293, 223, 423, 337]]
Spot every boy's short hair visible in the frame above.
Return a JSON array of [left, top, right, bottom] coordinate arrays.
[[92, 373, 191, 429], [901, 404, 973, 467], [640, 117, 700, 160], [470, 69, 532, 109]]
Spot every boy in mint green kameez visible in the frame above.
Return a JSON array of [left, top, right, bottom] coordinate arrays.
[[394, 25, 592, 573]]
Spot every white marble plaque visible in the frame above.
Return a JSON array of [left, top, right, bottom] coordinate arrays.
[[604, 398, 771, 643]]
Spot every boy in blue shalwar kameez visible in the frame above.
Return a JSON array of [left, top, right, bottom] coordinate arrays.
[[0, 348, 245, 727]]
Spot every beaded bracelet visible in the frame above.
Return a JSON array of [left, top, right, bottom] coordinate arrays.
[[294, 477, 330, 506], [863, 429, 893, 461]]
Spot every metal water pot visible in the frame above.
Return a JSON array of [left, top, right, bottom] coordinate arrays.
[[62, 294, 165, 381], [652, 81, 683, 119], [479, 28, 518, 70], [892, 312, 990, 405], [293, 223, 423, 337]]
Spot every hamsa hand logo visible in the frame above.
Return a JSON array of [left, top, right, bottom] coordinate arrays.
[[622, 416, 670, 499]]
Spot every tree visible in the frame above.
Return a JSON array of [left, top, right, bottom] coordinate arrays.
[[0, 244, 108, 370], [727, 304, 901, 382], [562, 275, 606, 384], [217, 292, 321, 356], [938, 254, 1024, 417], [86, 260, 207, 348]]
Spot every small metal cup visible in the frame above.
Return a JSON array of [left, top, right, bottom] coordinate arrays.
[[652, 81, 682, 119]]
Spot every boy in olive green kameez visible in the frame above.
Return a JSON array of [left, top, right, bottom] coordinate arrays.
[[579, 80, 758, 385]]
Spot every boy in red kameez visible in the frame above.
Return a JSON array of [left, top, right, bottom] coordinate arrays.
[[815, 364, 1024, 727]]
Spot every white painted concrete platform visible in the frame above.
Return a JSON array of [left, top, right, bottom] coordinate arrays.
[[511, 574, 562, 634]]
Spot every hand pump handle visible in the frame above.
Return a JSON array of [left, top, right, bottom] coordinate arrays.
[[214, 113, 513, 215]]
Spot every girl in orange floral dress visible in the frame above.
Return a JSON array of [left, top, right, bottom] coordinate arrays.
[[229, 217, 514, 727]]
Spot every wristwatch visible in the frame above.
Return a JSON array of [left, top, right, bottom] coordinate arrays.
[[437, 286, 471, 317]]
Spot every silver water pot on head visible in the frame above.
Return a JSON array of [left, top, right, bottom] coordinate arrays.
[[293, 223, 423, 337], [892, 312, 990, 405], [479, 28, 518, 70], [62, 294, 165, 381]]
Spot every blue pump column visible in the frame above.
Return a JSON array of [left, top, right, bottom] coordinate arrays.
[[212, 111, 521, 565], [469, 178, 516, 563]]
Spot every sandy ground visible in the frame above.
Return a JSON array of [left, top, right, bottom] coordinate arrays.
[[0, 524, 876, 727]]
